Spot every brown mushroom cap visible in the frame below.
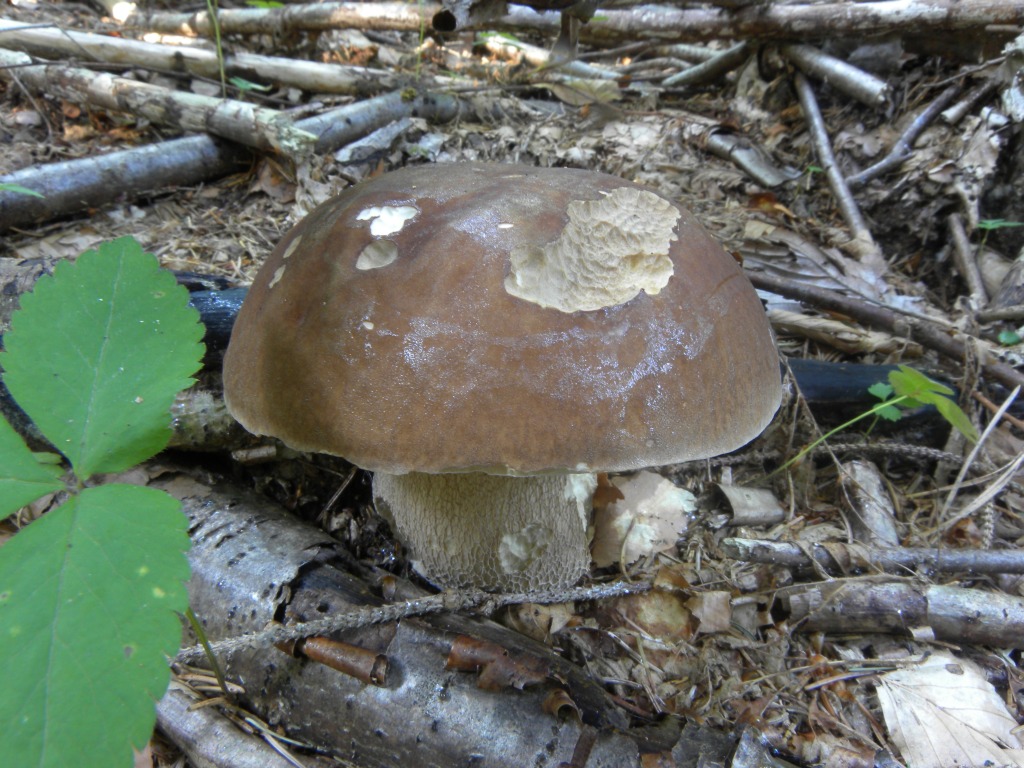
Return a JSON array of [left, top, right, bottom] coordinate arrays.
[[223, 163, 781, 475]]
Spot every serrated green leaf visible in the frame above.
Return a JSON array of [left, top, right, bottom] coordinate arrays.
[[875, 404, 904, 422], [868, 382, 893, 401], [1, 238, 204, 478], [0, 417, 64, 518], [0, 483, 190, 768]]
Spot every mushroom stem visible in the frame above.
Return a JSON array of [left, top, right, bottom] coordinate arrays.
[[372, 471, 596, 592]]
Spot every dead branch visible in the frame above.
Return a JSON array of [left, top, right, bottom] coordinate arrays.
[[0, 18, 399, 96], [793, 71, 883, 267], [775, 577, 1024, 648], [122, 0, 1024, 45], [0, 91, 462, 232], [780, 43, 890, 108], [847, 84, 962, 187], [722, 537, 1024, 575], [0, 48, 317, 156], [124, 1, 437, 37], [746, 269, 1024, 392], [511, 0, 1024, 45], [152, 470, 646, 766]]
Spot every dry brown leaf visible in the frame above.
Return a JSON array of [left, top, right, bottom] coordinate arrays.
[[591, 471, 695, 568], [876, 652, 1024, 768]]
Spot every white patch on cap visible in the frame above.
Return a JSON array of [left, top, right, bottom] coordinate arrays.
[[268, 265, 286, 289], [356, 205, 419, 237], [281, 235, 302, 259], [356, 240, 399, 270], [504, 187, 679, 313]]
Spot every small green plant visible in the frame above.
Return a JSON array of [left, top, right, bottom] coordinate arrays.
[[205, 0, 228, 98], [0, 237, 204, 767], [977, 218, 1024, 251], [779, 365, 979, 473]]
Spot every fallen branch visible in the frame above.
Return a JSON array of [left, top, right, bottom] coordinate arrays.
[[793, 71, 883, 267], [125, 1, 436, 37], [775, 577, 1024, 648], [722, 537, 1024, 575], [0, 91, 462, 232], [0, 47, 317, 156], [746, 269, 1024, 392], [123, 0, 1024, 45], [0, 18, 399, 96]]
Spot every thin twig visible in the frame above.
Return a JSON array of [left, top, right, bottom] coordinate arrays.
[[175, 580, 652, 664], [847, 84, 961, 187], [793, 72, 881, 265], [948, 212, 989, 306], [662, 40, 750, 87]]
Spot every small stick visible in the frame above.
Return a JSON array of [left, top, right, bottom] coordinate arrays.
[[175, 579, 652, 663], [793, 72, 882, 266], [781, 43, 889, 107], [662, 40, 751, 87], [847, 84, 961, 187], [948, 212, 989, 307], [722, 537, 1024, 574], [976, 304, 1024, 323]]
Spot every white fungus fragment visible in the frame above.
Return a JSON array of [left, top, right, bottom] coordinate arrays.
[[356, 240, 399, 270], [504, 188, 679, 313], [356, 205, 420, 237]]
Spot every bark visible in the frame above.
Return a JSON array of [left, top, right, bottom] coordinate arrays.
[[0, 18, 399, 96], [153, 470, 646, 767], [0, 48, 317, 156]]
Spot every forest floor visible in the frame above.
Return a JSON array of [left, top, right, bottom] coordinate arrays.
[[3, 1, 1024, 767]]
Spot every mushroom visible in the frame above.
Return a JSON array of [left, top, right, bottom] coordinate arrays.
[[222, 163, 781, 592]]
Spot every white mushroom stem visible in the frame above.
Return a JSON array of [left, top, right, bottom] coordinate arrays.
[[372, 471, 596, 592]]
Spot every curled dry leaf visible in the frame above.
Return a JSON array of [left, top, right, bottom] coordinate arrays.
[[542, 688, 581, 720], [503, 601, 577, 643], [591, 471, 696, 568], [445, 635, 551, 691]]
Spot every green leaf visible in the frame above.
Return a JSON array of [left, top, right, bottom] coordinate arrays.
[[978, 218, 1024, 231], [1, 237, 204, 478], [932, 396, 980, 443], [229, 76, 271, 92], [0, 182, 45, 198], [0, 483, 191, 768], [0, 417, 64, 518], [998, 330, 1021, 346], [889, 365, 978, 443], [868, 382, 893, 401], [889, 365, 954, 400], [875, 404, 904, 422]]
